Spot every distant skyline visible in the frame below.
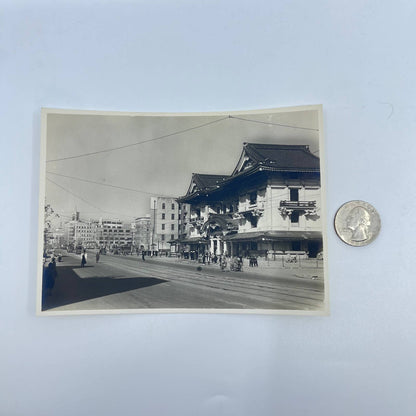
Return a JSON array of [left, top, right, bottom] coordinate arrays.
[[44, 107, 321, 223]]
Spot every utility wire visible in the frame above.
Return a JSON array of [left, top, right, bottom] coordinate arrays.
[[46, 177, 104, 212], [46, 177, 136, 219], [228, 115, 319, 131], [46, 115, 318, 163], [46, 171, 177, 198], [46, 116, 229, 163]]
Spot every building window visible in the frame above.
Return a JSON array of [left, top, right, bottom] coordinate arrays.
[[162, 224, 165, 230], [171, 203, 175, 210], [171, 224, 174, 230], [290, 211, 299, 223], [290, 188, 299, 201], [171, 214, 175, 220], [249, 191, 257, 204], [162, 213, 165, 220], [162, 203, 165, 209], [171, 234, 175, 240], [161, 235, 165, 241]]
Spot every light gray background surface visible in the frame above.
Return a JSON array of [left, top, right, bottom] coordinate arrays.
[[1, 1, 415, 415]]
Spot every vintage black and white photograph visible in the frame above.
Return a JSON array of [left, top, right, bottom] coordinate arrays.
[[37, 105, 327, 315]]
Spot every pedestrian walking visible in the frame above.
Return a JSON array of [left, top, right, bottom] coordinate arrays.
[[81, 253, 87, 268], [96, 251, 100, 263], [142, 251, 145, 261], [220, 256, 227, 272]]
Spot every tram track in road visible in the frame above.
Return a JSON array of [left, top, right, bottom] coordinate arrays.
[[97, 254, 324, 310]]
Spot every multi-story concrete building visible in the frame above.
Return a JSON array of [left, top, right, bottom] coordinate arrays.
[[149, 196, 181, 254], [134, 215, 151, 251], [63, 219, 98, 247], [63, 213, 98, 248], [64, 220, 76, 244], [178, 202, 191, 242], [178, 143, 323, 260], [97, 219, 133, 249], [74, 220, 98, 247]]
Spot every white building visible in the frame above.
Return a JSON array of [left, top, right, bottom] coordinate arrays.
[[134, 215, 151, 251], [96, 219, 133, 249], [178, 143, 322, 260], [149, 197, 181, 254]]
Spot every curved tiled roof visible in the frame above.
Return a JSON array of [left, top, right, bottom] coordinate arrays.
[[191, 173, 230, 191], [232, 143, 320, 175], [178, 143, 320, 203]]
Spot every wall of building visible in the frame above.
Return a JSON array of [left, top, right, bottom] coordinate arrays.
[[150, 197, 180, 251], [238, 183, 321, 233], [134, 217, 151, 250]]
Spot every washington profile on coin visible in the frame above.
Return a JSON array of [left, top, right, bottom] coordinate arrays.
[[334, 200, 381, 246]]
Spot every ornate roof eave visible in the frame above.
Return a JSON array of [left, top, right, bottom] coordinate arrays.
[[191, 165, 320, 199], [177, 191, 220, 204], [178, 163, 320, 203], [177, 192, 201, 204]]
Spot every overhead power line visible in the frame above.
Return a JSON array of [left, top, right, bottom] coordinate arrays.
[[46, 116, 229, 163], [46, 177, 136, 219], [46, 177, 104, 212], [46, 114, 318, 163], [46, 171, 177, 198], [228, 115, 319, 131]]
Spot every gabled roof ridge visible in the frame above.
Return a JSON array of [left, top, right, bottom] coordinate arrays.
[[184, 173, 231, 198], [232, 142, 319, 176]]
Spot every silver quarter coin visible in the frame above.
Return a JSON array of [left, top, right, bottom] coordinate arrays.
[[334, 200, 381, 246]]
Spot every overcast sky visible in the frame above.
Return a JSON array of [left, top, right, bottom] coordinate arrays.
[[44, 106, 321, 224]]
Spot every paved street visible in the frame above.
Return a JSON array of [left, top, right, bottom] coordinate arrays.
[[42, 252, 325, 312]]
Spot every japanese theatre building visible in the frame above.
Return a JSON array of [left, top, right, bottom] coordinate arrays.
[[177, 143, 323, 259]]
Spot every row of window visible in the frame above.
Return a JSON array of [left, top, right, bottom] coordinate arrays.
[[101, 230, 131, 232], [161, 203, 176, 210], [161, 224, 175, 230], [246, 211, 299, 228], [160, 234, 175, 241], [161, 213, 175, 220]]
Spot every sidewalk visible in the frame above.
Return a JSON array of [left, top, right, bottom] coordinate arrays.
[[144, 255, 324, 280]]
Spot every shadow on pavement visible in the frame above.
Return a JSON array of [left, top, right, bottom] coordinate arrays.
[[42, 265, 166, 311]]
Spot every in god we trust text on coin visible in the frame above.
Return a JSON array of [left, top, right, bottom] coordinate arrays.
[[334, 200, 381, 247]]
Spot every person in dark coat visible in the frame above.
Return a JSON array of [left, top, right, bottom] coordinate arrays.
[[96, 251, 100, 263], [43, 262, 56, 296], [142, 251, 145, 261], [81, 253, 87, 268]]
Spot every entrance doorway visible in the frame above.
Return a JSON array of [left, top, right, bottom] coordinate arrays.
[[307, 241, 321, 258]]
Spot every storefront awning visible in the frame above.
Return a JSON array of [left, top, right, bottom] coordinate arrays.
[[179, 237, 209, 244], [223, 231, 322, 242]]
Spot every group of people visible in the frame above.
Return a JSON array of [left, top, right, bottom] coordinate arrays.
[[248, 256, 259, 267]]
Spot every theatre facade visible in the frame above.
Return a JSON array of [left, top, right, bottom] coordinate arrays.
[[177, 142, 323, 260]]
